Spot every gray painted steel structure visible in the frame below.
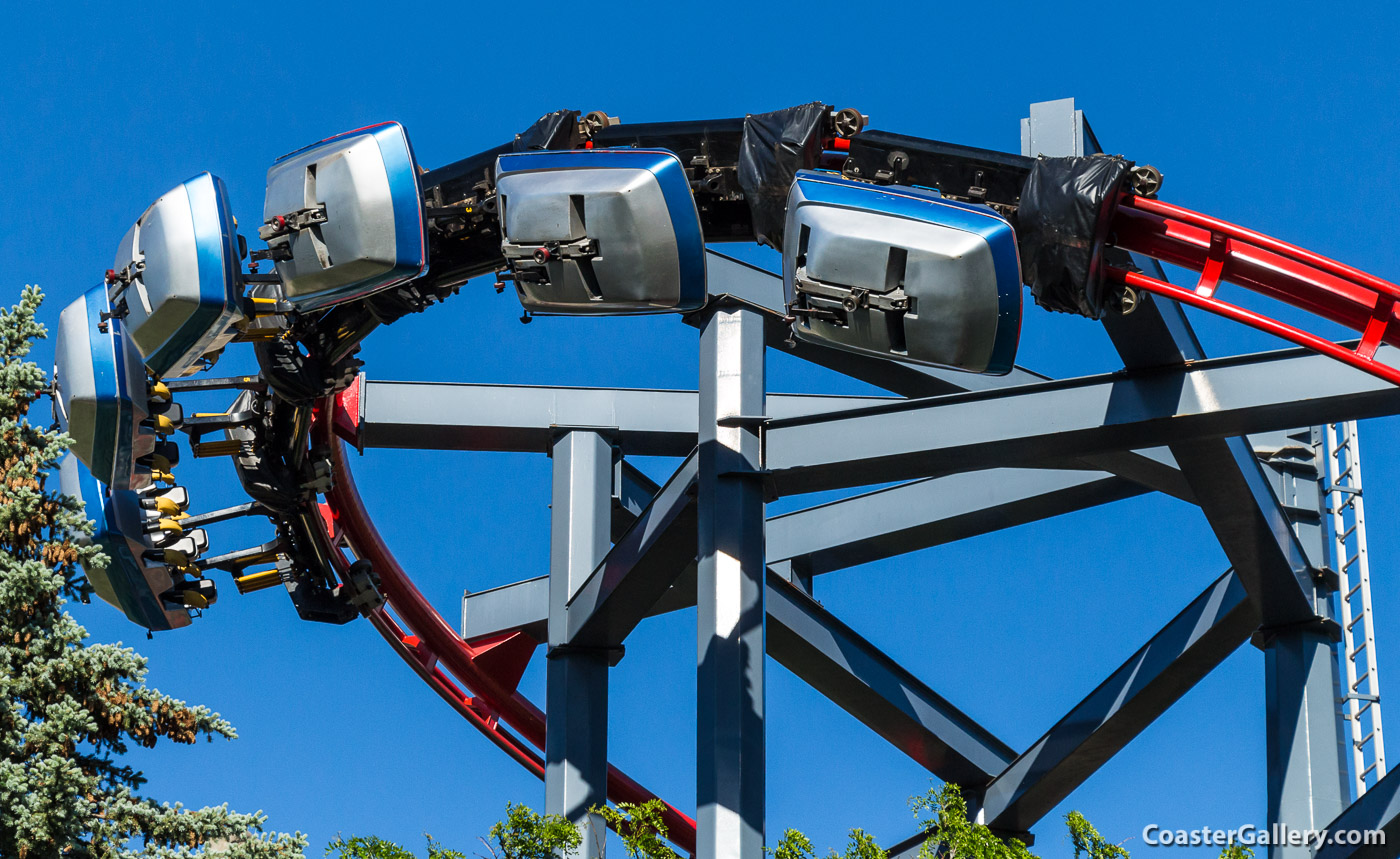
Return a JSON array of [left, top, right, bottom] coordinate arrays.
[[1029, 105, 1350, 859], [546, 431, 613, 856], [357, 100, 1400, 859], [696, 304, 767, 859]]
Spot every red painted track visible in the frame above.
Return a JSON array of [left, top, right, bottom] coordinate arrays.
[[311, 400, 699, 854], [1110, 195, 1400, 383]]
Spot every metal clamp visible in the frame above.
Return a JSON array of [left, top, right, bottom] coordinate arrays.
[[258, 204, 329, 241]]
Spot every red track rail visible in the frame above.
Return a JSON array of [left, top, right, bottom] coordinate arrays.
[[313, 399, 699, 853], [1109, 194, 1400, 384]]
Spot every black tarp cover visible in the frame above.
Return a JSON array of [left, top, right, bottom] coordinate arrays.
[[513, 110, 577, 152], [738, 102, 827, 251], [1017, 154, 1134, 318]]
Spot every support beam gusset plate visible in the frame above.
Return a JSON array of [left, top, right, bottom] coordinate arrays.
[[614, 460, 660, 541]]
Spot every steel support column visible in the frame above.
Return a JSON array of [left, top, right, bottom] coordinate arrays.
[[547, 430, 613, 856], [1265, 627, 1351, 859], [697, 304, 766, 859], [1255, 430, 1350, 859]]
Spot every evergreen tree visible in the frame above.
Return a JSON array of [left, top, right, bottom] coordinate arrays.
[[0, 285, 306, 858]]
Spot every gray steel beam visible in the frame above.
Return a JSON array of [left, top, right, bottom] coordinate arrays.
[[767, 468, 1149, 577], [1111, 266, 1337, 848], [1315, 767, 1400, 859], [462, 467, 1088, 782], [1170, 440, 1322, 627], [462, 466, 1159, 641], [359, 374, 1193, 502], [567, 453, 699, 648], [1029, 95, 1330, 635], [463, 575, 548, 642], [696, 304, 767, 859], [356, 378, 895, 457], [545, 431, 612, 854], [1032, 98, 1346, 851], [762, 345, 1400, 516], [978, 570, 1259, 832], [766, 570, 1016, 785], [1038, 93, 1350, 846]]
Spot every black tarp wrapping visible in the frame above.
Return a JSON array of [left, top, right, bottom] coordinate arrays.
[[738, 102, 827, 251], [1017, 154, 1134, 318], [513, 110, 576, 152]]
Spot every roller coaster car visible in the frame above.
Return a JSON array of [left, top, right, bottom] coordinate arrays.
[[53, 286, 156, 490], [60, 454, 196, 632], [495, 149, 706, 314], [261, 122, 427, 312], [111, 173, 243, 378], [782, 171, 1022, 375]]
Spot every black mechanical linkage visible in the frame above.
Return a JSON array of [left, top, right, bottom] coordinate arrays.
[[842, 130, 1033, 212]]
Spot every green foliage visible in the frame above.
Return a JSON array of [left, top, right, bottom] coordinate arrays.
[[486, 803, 581, 859], [326, 834, 465, 859], [768, 828, 890, 859], [769, 829, 815, 859], [912, 784, 1037, 859], [459, 785, 1256, 859], [326, 835, 418, 859], [593, 800, 678, 859], [833, 829, 885, 859], [1219, 845, 1255, 859], [0, 286, 306, 857], [1065, 812, 1127, 859]]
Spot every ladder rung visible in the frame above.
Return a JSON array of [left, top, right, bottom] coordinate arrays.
[[1328, 425, 1381, 774]]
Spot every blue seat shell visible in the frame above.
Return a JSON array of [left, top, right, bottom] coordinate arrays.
[[59, 454, 188, 632], [52, 286, 153, 490]]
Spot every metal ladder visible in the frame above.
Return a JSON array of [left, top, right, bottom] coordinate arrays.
[[1326, 420, 1387, 796]]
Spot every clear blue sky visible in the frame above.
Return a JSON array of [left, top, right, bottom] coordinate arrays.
[[4, 2, 1400, 855]]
